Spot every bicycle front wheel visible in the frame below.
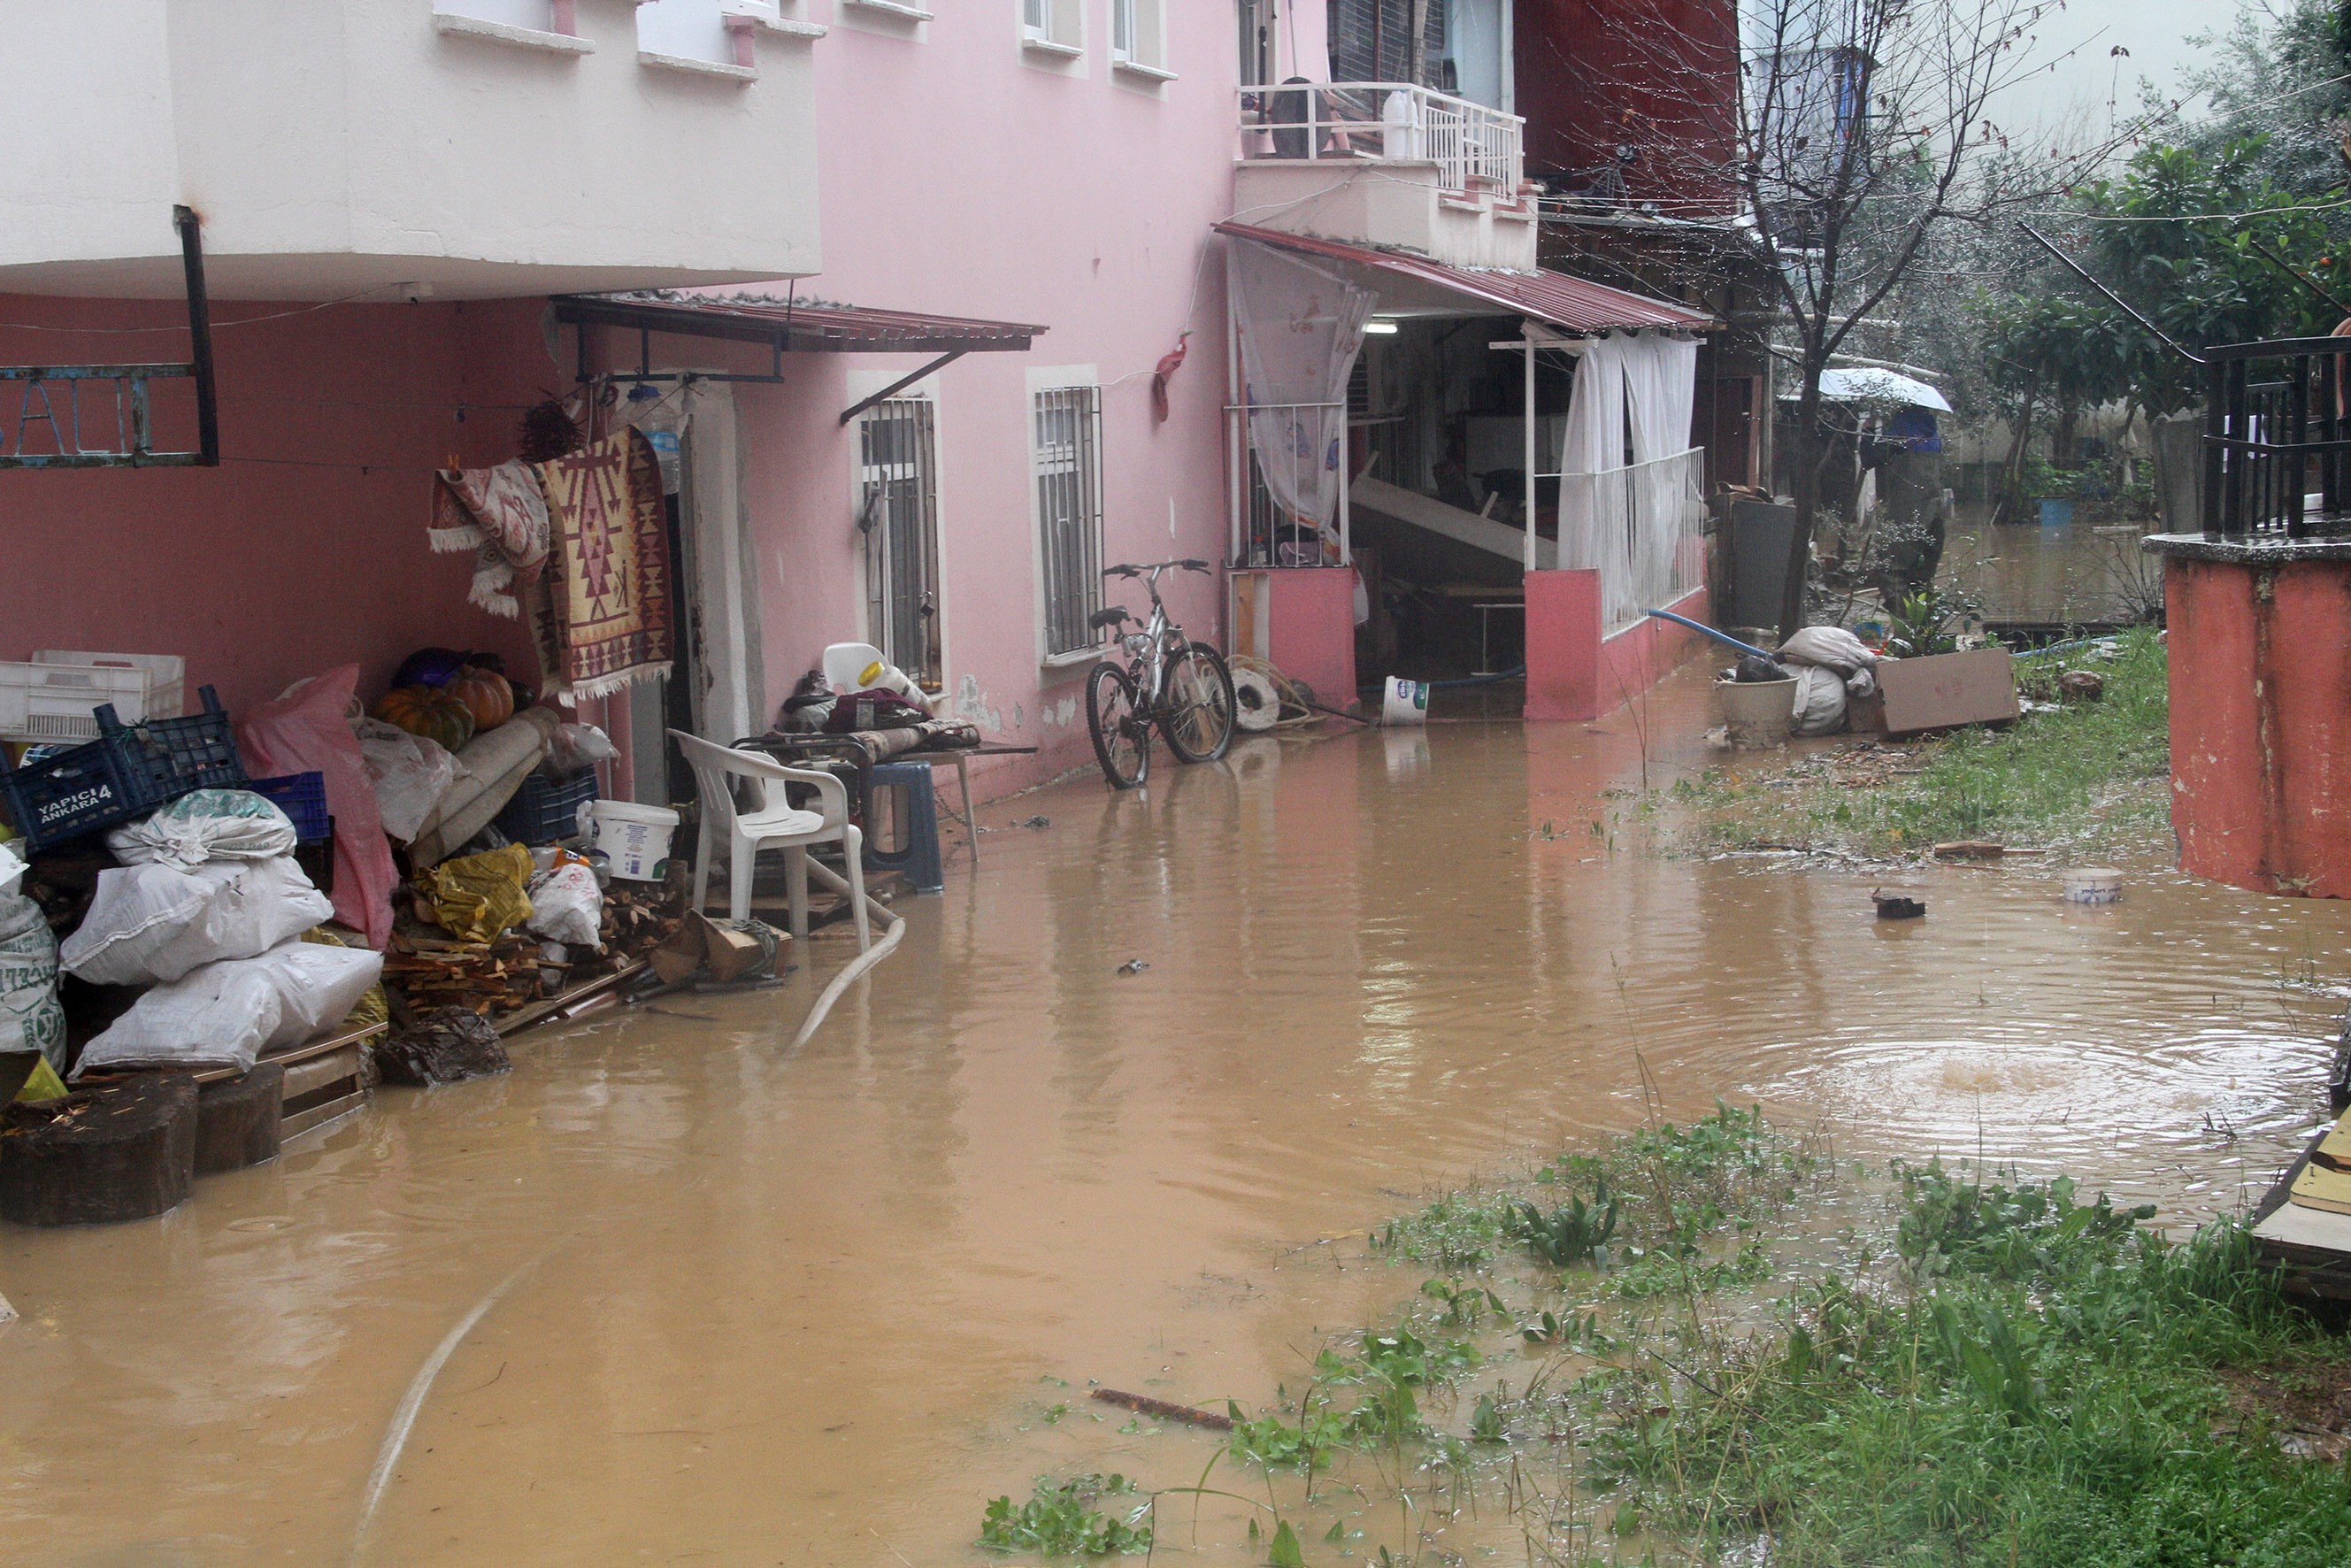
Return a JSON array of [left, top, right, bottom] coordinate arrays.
[[1086, 662, 1149, 789], [1161, 642, 1237, 764]]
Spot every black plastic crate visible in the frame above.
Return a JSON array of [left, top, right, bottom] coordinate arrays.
[[249, 772, 331, 842], [493, 765, 599, 846], [0, 685, 245, 853]]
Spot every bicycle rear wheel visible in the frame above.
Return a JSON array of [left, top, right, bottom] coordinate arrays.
[[1162, 642, 1237, 764], [1086, 662, 1149, 788]]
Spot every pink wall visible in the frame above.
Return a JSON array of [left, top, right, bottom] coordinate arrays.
[[0, 295, 554, 720], [1524, 571, 1707, 722], [603, 3, 1323, 800]]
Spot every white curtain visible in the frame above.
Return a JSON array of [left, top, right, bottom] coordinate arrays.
[[1554, 332, 1702, 630], [1228, 240, 1375, 555]]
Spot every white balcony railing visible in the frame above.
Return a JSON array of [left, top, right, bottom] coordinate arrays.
[[1237, 82, 1524, 198]]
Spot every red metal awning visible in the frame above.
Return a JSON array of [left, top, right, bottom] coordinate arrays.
[[549, 291, 1047, 354], [1213, 223, 1716, 334]]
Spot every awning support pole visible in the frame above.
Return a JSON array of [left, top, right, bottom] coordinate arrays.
[[839, 351, 965, 427], [173, 206, 219, 467], [1522, 331, 1537, 573]]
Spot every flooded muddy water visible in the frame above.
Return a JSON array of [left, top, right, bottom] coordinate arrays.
[[4, 665, 2347, 1565]]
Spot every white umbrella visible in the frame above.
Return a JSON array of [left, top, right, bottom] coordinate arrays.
[[1798, 367, 1954, 412]]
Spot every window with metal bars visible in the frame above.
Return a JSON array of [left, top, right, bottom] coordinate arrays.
[[1327, 0, 1450, 87], [1034, 385, 1105, 657], [858, 397, 942, 686]]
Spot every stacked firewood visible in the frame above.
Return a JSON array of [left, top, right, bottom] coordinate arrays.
[[381, 929, 544, 1017], [597, 880, 684, 967]]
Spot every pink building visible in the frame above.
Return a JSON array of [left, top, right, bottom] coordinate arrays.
[[2, 2, 1716, 903]]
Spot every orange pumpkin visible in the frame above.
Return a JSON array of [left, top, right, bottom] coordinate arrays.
[[373, 685, 476, 752], [448, 665, 514, 733]]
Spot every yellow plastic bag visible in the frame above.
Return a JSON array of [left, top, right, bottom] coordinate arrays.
[[414, 843, 535, 945], [13, 1056, 66, 1103]]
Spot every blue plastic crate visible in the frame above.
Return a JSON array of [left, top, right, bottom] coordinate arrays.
[[249, 772, 331, 843], [0, 685, 245, 853], [494, 765, 599, 846]]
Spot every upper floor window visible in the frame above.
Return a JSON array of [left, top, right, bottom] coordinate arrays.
[[1111, 0, 1169, 74], [1022, 0, 1083, 53]]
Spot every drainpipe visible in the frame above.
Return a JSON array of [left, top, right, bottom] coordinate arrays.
[[1500, 0, 1515, 115]]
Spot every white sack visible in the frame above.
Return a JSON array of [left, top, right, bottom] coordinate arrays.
[[0, 842, 27, 900], [525, 861, 604, 949], [74, 940, 385, 1076], [0, 891, 66, 1072], [1792, 665, 1849, 736], [1778, 626, 1878, 675], [107, 789, 298, 870], [353, 717, 460, 843], [62, 857, 333, 987], [1845, 665, 1879, 700]]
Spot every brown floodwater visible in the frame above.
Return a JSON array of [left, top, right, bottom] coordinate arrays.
[[4, 664, 2347, 1566]]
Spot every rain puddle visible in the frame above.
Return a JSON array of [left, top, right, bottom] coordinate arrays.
[[2, 662, 2345, 1564]]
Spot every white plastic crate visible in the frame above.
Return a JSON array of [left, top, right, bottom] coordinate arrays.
[[0, 652, 186, 742]]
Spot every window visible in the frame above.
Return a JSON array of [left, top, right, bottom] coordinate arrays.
[[859, 399, 942, 686], [1111, 0, 1168, 73], [1021, 0, 1081, 52], [1034, 386, 1104, 658]]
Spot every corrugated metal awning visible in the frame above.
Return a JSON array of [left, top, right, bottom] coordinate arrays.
[[1213, 223, 1715, 334], [549, 291, 1047, 354]]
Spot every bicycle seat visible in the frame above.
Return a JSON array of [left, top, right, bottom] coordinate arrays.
[[1087, 606, 1132, 631]]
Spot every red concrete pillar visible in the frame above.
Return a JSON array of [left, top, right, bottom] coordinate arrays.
[[1232, 566, 1358, 711], [1523, 569, 1602, 721], [2161, 548, 2351, 896]]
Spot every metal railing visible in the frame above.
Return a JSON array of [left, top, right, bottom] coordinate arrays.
[[1236, 82, 1524, 198], [2203, 338, 2351, 539], [1545, 447, 1709, 633]]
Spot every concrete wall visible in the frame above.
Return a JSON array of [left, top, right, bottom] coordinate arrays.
[[1524, 571, 1706, 722], [1232, 162, 1540, 270], [1, 3, 821, 300]]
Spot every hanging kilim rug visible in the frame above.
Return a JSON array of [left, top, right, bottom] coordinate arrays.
[[529, 427, 673, 703]]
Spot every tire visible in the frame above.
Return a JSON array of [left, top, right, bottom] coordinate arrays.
[[1086, 662, 1149, 789], [1162, 642, 1238, 764]]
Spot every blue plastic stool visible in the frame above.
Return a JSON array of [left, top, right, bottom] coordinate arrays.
[[863, 760, 943, 894]]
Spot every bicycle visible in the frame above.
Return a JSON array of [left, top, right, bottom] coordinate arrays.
[[1082, 558, 1237, 789]]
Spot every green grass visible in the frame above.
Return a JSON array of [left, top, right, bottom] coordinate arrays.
[[1661, 628, 2172, 858]]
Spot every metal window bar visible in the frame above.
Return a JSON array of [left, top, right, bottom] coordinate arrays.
[[1226, 402, 1348, 567], [1036, 386, 1105, 657], [859, 398, 941, 684], [2201, 337, 2351, 539]]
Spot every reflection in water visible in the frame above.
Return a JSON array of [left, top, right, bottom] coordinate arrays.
[[1944, 503, 2161, 625], [2, 665, 2345, 1564]]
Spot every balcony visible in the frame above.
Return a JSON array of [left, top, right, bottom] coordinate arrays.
[[1233, 83, 1534, 270], [0, 3, 820, 301]]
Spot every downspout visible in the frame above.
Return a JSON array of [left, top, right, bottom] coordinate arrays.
[[1500, 0, 1515, 115], [1523, 329, 1539, 572]]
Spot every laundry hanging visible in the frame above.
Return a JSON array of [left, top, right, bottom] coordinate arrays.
[[428, 459, 552, 619], [526, 427, 675, 703]]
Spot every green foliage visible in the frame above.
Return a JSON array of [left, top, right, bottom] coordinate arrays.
[[1506, 1183, 1619, 1267], [1894, 1159, 2155, 1280], [978, 1475, 1152, 1556]]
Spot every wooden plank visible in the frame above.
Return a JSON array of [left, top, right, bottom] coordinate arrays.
[[280, 1088, 367, 1141], [491, 959, 648, 1038]]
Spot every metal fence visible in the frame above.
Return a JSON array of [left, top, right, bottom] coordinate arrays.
[[1549, 447, 1709, 634], [2202, 338, 2351, 539], [1035, 385, 1105, 657], [1236, 81, 1524, 196], [858, 397, 941, 682]]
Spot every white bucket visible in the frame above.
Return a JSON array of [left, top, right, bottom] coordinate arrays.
[[2063, 866, 2123, 904], [1714, 677, 1797, 748], [587, 800, 680, 882], [1382, 676, 1430, 726]]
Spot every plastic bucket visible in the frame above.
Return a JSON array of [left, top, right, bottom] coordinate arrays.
[[587, 800, 679, 882], [1714, 677, 1796, 748], [1382, 677, 1430, 726], [2063, 866, 2123, 904]]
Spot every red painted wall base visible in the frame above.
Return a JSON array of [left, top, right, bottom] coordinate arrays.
[[2165, 555, 2351, 897], [1524, 572, 1709, 722], [1231, 566, 1359, 712]]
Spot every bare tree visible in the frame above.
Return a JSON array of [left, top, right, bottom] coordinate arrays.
[[1540, 0, 2146, 634]]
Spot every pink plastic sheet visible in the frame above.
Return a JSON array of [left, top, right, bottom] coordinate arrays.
[[234, 665, 396, 949]]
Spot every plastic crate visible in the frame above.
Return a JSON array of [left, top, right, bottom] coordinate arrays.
[[249, 772, 331, 843], [0, 685, 246, 853], [494, 765, 600, 846], [0, 652, 183, 743]]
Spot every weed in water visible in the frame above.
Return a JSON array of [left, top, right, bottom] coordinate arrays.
[[977, 1475, 1152, 1556]]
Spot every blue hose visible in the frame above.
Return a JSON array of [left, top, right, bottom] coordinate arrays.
[[1643, 607, 1776, 661]]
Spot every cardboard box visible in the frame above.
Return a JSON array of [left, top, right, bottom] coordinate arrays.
[[650, 912, 785, 986], [1876, 649, 2019, 736]]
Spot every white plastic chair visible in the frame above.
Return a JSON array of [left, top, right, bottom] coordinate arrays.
[[669, 730, 869, 949]]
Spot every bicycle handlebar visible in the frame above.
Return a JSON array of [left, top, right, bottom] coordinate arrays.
[[1103, 558, 1211, 578]]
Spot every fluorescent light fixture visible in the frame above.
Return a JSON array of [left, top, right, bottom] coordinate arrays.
[[1363, 320, 1400, 334]]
